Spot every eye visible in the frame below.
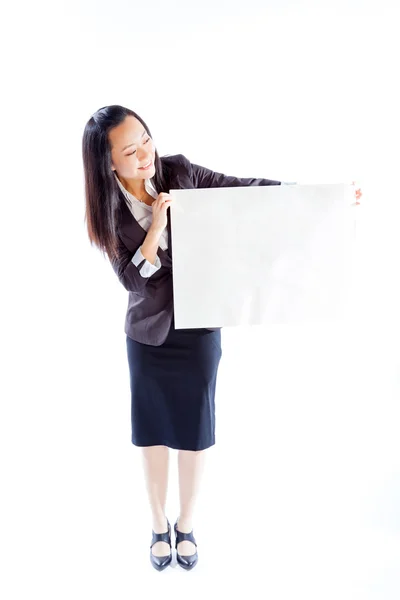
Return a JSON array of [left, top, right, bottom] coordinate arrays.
[[127, 137, 151, 156]]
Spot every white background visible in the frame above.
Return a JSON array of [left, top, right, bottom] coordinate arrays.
[[1, 1, 400, 598]]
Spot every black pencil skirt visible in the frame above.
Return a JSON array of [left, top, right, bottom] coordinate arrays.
[[126, 317, 222, 451]]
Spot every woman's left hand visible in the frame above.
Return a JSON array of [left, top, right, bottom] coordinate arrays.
[[352, 181, 362, 205]]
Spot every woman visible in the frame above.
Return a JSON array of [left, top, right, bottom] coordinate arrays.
[[82, 105, 362, 571]]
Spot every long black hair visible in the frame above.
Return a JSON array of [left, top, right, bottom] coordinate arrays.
[[82, 105, 168, 261]]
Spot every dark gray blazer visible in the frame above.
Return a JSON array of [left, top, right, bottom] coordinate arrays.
[[111, 153, 281, 346]]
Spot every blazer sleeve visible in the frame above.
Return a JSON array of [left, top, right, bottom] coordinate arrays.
[[179, 154, 282, 188], [132, 246, 162, 277], [109, 233, 158, 298]]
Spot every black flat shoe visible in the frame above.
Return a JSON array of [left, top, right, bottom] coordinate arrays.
[[174, 520, 198, 570], [150, 519, 172, 571]]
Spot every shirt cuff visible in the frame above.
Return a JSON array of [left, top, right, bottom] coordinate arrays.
[[131, 246, 162, 277]]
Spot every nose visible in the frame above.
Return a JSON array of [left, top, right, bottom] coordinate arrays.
[[137, 147, 150, 161]]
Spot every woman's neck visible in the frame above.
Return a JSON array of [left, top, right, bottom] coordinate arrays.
[[120, 175, 146, 200]]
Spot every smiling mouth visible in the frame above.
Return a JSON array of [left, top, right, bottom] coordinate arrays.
[[139, 161, 153, 170]]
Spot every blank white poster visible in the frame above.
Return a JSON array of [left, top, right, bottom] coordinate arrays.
[[170, 183, 356, 328]]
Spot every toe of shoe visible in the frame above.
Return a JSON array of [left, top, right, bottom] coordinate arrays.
[[177, 552, 198, 569], [151, 554, 172, 570]]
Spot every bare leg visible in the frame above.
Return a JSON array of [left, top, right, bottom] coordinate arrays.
[[141, 445, 170, 557], [176, 449, 207, 556]]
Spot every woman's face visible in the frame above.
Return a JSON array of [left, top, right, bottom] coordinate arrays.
[[109, 115, 156, 182]]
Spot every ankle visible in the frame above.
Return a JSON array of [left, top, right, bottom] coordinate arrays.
[[152, 515, 168, 533], [176, 517, 193, 533]]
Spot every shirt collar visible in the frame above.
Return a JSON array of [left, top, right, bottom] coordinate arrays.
[[114, 172, 157, 207]]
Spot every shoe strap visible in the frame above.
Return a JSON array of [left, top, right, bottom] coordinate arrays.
[[150, 523, 171, 549], [174, 527, 197, 548]]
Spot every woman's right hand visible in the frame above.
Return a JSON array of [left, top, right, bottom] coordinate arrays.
[[150, 192, 174, 233]]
